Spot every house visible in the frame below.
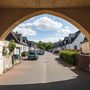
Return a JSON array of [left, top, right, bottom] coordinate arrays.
[[51, 31, 85, 51], [27, 41, 38, 51], [65, 31, 85, 50], [61, 37, 69, 50], [81, 37, 90, 54], [22, 37, 29, 52], [5, 32, 30, 56], [5, 32, 22, 57], [2, 31, 35, 73], [51, 39, 62, 51], [15, 32, 29, 53], [2, 32, 23, 72], [0, 32, 38, 74]]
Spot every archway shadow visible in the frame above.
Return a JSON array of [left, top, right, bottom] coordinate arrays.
[[55, 57, 90, 83], [0, 76, 90, 90], [55, 57, 73, 67], [55, 57, 89, 73]]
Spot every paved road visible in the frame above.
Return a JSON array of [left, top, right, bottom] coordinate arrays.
[[0, 52, 90, 90]]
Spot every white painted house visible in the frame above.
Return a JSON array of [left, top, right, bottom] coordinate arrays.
[[65, 31, 85, 50], [50, 40, 62, 51], [15, 33, 29, 53], [27, 41, 38, 51], [51, 31, 85, 51], [0, 31, 39, 75]]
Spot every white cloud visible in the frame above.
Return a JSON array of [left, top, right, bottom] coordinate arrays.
[[13, 16, 63, 37], [13, 27, 37, 36], [19, 16, 63, 31], [41, 37, 62, 43], [32, 37, 63, 43], [13, 16, 74, 42], [57, 26, 73, 39]]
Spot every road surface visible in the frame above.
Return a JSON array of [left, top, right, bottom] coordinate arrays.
[[0, 52, 90, 90]]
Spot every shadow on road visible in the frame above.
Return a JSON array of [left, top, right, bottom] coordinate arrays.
[[55, 57, 75, 68], [55, 57, 90, 74], [0, 77, 90, 90], [54, 57, 90, 89]]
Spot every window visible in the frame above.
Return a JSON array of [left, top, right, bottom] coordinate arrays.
[[74, 45, 77, 49], [64, 41, 66, 44]]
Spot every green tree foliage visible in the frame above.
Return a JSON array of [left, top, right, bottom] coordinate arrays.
[[9, 40, 16, 55], [37, 41, 55, 51]]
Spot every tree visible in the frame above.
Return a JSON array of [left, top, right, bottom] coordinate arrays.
[[36, 41, 55, 51]]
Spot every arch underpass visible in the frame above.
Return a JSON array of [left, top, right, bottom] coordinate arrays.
[[0, 8, 90, 41], [0, 0, 90, 75]]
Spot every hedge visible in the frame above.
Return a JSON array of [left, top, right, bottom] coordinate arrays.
[[59, 49, 80, 65]]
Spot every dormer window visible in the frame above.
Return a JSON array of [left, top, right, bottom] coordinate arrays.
[[23, 40, 25, 43], [17, 38, 20, 41], [69, 38, 71, 43], [64, 41, 66, 44]]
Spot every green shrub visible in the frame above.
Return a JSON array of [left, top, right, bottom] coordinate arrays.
[[59, 49, 80, 65], [9, 40, 16, 55], [22, 51, 29, 57]]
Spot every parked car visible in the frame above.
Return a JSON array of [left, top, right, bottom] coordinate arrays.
[[28, 52, 39, 60], [53, 50, 59, 54], [38, 50, 44, 55], [41, 50, 45, 54], [36, 50, 39, 55], [49, 50, 53, 53]]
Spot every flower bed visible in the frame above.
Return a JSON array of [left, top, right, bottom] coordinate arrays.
[[59, 50, 80, 65]]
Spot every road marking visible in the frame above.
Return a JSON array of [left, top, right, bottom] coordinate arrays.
[[41, 56, 47, 83]]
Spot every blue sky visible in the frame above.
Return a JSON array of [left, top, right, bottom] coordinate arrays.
[[13, 14, 79, 42]]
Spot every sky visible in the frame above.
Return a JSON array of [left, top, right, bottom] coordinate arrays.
[[13, 14, 79, 43]]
